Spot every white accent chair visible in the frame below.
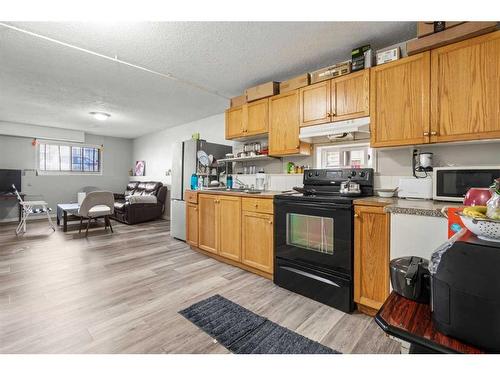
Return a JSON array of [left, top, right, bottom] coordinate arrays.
[[77, 191, 115, 236], [12, 184, 55, 235]]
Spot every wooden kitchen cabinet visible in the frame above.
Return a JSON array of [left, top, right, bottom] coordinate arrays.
[[198, 194, 218, 254], [430, 31, 500, 143], [217, 196, 241, 262], [225, 106, 244, 139], [299, 81, 331, 127], [370, 52, 431, 147], [300, 70, 370, 127], [241, 211, 274, 274], [244, 98, 269, 136], [186, 203, 199, 247], [269, 90, 311, 156], [333, 69, 370, 121], [354, 204, 390, 316]]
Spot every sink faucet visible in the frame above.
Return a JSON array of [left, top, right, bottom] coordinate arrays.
[[233, 177, 248, 189]]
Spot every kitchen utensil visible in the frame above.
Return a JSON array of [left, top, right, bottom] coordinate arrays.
[[225, 153, 234, 159], [390, 256, 430, 303], [197, 150, 209, 166], [208, 154, 214, 165], [339, 178, 361, 196], [463, 188, 492, 206], [457, 213, 500, 242], [376, 188, 398, 198], [255, 172, 267, 191]]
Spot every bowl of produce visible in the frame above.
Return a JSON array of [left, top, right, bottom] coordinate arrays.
[[459, 206, 500, 242], [464, 188, 492, 206], [376, 188, 398, 198]]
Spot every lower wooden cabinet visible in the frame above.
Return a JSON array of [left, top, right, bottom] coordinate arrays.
[[241, 211, 274, 274], [186, 203, 199, 247], [354, 204, 390, 315], [218, 196, 241, 261], [192, 192, 274, 278]]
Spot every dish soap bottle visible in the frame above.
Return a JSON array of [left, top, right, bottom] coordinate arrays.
[[190, 173, 198, 190], [226, 175, 233, 189]]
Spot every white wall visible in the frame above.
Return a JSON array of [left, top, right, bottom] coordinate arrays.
[[0, 134, 133, 222], [132, 113, 233, 185]]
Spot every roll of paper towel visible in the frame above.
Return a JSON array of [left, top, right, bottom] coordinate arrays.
[[77, 192, 86, 205]]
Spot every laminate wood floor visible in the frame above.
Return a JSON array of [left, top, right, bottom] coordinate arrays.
[[0, 219, 400, 354]]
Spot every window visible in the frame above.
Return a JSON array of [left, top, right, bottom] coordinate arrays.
[[38, 142, 102, 174], [316, 143, 375, 169]]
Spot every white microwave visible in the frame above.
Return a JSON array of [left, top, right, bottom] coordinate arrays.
[[433, 166, 500, 202]]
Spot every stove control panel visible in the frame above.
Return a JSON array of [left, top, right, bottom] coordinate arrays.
[[303, 168, 374, 186]]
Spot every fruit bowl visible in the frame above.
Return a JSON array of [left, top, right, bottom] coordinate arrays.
[[458, 212, 500, 242]]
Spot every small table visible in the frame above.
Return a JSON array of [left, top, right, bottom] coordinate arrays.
[[56, 203, 80, 232], [375, 292, 484, 354]]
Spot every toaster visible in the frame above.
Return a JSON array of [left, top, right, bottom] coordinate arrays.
[[398, 177, 433, 199]]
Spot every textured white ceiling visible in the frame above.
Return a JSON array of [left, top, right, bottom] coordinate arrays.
[[0, 22, 416, 138]]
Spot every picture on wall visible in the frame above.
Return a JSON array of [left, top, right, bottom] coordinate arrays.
[[134, 160, 145, 176]]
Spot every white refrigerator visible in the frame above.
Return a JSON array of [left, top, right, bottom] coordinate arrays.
[[170, 139, 232, 240]]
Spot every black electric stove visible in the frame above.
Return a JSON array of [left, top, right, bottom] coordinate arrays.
[[273, 168, 374, 313]]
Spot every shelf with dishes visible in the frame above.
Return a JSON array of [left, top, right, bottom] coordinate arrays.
[[217, 154, 279, 164]]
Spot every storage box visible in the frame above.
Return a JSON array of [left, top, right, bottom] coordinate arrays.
[[279, 74, 310, 93], [351, 45, 372, 72], [417, 21, 465, 38], [310, 61, 351, 84], [245, 81, 280, 102], [408, 22, 498, 55], [376, 46, 401, 65], [230, 94, 247, 107]]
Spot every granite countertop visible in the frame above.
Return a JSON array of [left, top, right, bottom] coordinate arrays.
[[187, 189, 292, 199], [354, 197, 463, 218]]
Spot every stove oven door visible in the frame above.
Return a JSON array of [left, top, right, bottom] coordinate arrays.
[[274, 199, 353, 277]]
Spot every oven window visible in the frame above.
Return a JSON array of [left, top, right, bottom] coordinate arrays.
[[286, 213, 334, 254]]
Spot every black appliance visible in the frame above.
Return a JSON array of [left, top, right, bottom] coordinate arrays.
[[0, 169, 21, 194], [390, 256, 430, 303], [431, 231, 500, 352], [274, 168, 374, 313]]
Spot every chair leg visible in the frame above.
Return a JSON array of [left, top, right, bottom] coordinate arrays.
[[85, 218, 91, 237], [79, 217, 83, 234], [107, 216, 113, 233], [46, 207, 55, 231]]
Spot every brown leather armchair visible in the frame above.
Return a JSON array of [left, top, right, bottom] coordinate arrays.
[[112, 181, 167, 224]]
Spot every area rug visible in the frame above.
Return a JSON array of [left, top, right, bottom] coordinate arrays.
[[179, 294, 340, 354]]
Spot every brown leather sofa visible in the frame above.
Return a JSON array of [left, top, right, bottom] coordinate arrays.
[[112, 181, 168, 224]]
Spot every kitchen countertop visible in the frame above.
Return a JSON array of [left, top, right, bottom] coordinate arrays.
[[186, 189, 291, 199], [354, 197, 463, 218]]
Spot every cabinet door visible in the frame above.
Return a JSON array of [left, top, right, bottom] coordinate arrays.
[[354, 205, 390, 313], [332, 69, 370, 122], [269, 90, 311, 156], [431, 31, 500, 143], [225, 106, 244, 139], [186, 203, 198, 247], [299, 81, 331, 127], [370, 52, 431, 147], [218, 196, 241, 261], [244, 98, 269, 136], [242, 211, 273, 274], [198, 194, 218, 254]]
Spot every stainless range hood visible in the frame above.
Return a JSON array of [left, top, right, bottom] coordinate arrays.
[[299, 116, 370, 144]]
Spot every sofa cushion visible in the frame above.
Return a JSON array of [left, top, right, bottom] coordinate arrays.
[[125, 182, 139, 196], [127, 195, 158, 205], [114, 201, 128, 211], [136, 182, 163, 196]]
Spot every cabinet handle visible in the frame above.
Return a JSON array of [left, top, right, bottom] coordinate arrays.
[[254, 204, 258, 208], [194, 208, 198, 211], [354, 213, 359, 218], [269, 220, 273, 225], [430, 131, 438, 136], [423, 132, 429, 136]]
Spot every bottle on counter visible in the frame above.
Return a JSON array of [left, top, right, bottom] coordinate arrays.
[[227, 175, 233, 189], [190, 173, 198, 190]]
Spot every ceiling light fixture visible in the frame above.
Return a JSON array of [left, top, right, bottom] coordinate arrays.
[[89, 111, 111, 121]]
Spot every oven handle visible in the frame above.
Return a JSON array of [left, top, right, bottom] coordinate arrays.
[[275, 200, 352, 210], [280, 266, 341, 288]]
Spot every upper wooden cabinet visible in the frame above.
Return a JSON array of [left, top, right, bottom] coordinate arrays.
[[333, 69, 370, 121], [299, 81, 331, 127], [370, 52, 431, 148], [225, 106, 244, 139], [244, 98, 269, 136], [354, 204, 390, 315], [431, 31, 500, 143], [225, 98, 269, 139], [300, 70, 370, 127], [269, 90, 311, 156]]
